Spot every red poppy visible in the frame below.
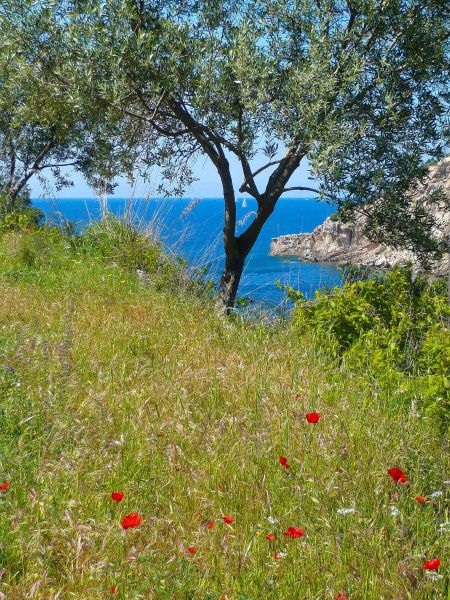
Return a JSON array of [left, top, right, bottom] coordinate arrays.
[[274, 551, 281, 560], [423, 558, 440, 571], [223, 515, 234, 525], [187, 546, 197, 555], [283, 527, 305, 539], [306, 412, 320, 424], [121, 512, 142, 530], [416, 496, 427, 503], [279, 455, 289, 469], [111, 587, 118, 595], [335, 594, 348, 600], [0, 482, 10, 491], [387, 468, 408, 484], [266, 533, 275, 541], [111, 492, 125, 502], [207, 521, 215, 529]]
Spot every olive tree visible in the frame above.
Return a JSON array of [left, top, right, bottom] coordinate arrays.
[[0, 6, 136, 214], [8, 0, 449, 308]]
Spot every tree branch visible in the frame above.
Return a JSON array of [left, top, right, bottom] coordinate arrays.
[[7, 140, 16, 189], [237, 152, 261, 201], [239, 160, 282, 193], [168, 98, 237, 242], [133, 90, 191, 137], [36, 161, 79, 171], [264, 139, 306, 204], [281, 186, 338, 201], [150, 90, 167, 122], [9, 138, 56, 198]]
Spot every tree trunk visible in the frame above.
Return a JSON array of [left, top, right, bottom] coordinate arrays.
[[219, 238, 245, 312], [218, 205, 275, 312]]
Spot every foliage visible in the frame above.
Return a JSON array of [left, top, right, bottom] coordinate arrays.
[[291, 267, 450, 433], [0, 5, 135, 211], [80, 215, 164, 274], [4, 0, 448, 305], [0, 226, 69, 275], [0, 188, 32, 215], [79, 215, 215, 297], [0, 228, 448, 598], [0, 207, 44, 232]]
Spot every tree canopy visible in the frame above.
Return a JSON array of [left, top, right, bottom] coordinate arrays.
[[4, 0, 449, 306], [0, 5, 136, 213]]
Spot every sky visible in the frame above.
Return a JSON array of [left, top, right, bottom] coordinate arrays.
[[29, 150, 316, 199]]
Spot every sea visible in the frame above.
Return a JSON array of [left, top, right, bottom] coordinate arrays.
[[32, 196, 341, 308]]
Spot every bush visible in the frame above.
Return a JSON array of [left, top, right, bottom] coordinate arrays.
[[80, 215, 163, 273], [80, 215, 214, 298], [290, 266, 450, 434], [0, 226, 66, 273], [0, 207, 44, 232]]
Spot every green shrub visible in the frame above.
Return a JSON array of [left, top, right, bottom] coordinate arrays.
[[290, 266, 450, 434], [415, 326, 450, 431], [80, 215, 214, 298], [0, 207, 44, 232], [0, 226, 66, 274], [80, 215, 163, 273]]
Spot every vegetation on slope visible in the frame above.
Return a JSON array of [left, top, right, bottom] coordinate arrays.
[[0, 222, 448, 599]]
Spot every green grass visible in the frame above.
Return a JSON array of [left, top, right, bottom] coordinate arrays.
[[0, 229, 448, 599]]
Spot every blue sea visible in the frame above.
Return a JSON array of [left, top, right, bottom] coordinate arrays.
[[32, 197, 341, 307]]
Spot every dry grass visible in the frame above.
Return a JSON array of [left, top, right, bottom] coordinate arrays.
[[0, 230, 448, 599]]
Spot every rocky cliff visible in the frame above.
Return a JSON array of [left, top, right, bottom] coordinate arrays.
[[270, 158, 450, 276]]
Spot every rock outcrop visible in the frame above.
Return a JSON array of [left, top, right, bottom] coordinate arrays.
[[270, 158, 450, 276]]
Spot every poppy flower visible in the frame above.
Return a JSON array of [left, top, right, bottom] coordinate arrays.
[[111, 587, 118, 595], [121, 512, 142, 530], [111, 492, 125, 502], [0, 482, 10, 491], [266, 533, 275, 541], [387, 468, 408, 484], [283, 527, 305, 539], [335, 594, 348, 600], [223, 515, 234, 525], [187, 546, 197, 555], [279, 455, 289, 469], [306, 412, 320, 424], [274, 551, 281, 560], [207, 521, 215, 529], [416, 496, 427, 503], [423, 558, 440, 571]]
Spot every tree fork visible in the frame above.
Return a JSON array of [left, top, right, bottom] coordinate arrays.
[[219, 204, 275, 312]]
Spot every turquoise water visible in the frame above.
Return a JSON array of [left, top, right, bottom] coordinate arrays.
[[33, 196, 341, 307]]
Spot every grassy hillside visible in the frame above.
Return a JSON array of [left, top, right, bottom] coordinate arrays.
[[0, 226, 448, 599]]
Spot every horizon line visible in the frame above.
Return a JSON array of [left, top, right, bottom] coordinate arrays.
[[32, 195, 323, 201]]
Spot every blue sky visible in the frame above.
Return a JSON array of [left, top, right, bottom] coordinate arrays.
[[30, 152, 316, 199]]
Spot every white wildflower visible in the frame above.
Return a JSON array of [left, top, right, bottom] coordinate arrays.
[[389, 506, 401, 517], [438, 521, 450, 533], [443, 480, 450, 486], [266, 516, 277, 525], [425, 571, 443, 581], [429, 491, 443, 499], [336, 507, 356, 515], [277, 551, 287, 558]]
